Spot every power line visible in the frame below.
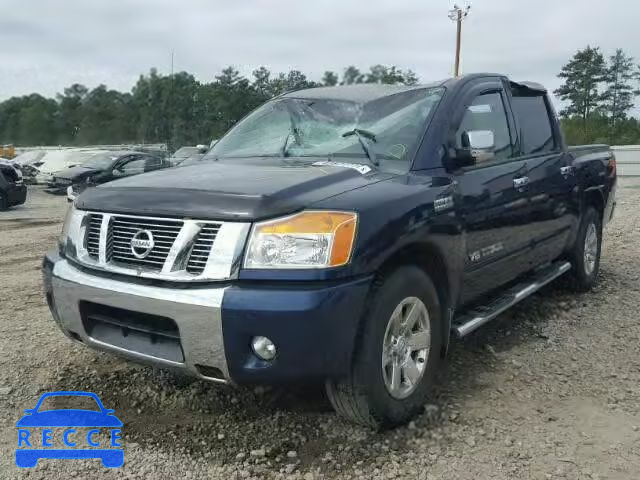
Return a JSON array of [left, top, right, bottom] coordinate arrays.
[[448, 3, 471, 77]]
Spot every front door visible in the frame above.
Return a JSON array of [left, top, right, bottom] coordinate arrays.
[[451, 88, 534, 304]]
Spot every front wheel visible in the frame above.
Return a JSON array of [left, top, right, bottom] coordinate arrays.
[[326, 266, 442, 429]]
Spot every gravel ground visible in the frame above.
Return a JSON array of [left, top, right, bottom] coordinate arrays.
[[1, 182, 639, 480]]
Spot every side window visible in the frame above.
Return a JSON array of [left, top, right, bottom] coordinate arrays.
[[119, 156, 146, 175], [510, 90, 555, 155], [143, 156, 164, 172], [456, 92, 513, 163]]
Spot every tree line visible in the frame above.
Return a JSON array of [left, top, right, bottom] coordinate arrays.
[[555, 46, 640, 145], [0, 65, 417, 150], [1, 49, 640, 150]]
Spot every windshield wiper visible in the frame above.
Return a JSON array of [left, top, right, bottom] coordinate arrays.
[[281, 101, 302, 158], [342, 128, 379, 167], [281, 128, 295, 157]]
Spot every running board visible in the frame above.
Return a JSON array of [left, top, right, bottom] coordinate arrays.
[[453, 261, 571, 338]]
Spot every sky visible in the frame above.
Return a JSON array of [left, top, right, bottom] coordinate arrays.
[[1, 0, 639, 106]]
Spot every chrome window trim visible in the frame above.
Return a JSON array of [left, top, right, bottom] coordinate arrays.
[[65, 209, 250, 282]]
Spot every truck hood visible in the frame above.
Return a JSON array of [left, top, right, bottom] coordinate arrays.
[[76, 158, 396, 221]]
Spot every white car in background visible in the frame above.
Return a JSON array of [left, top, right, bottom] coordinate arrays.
[[13, 150, 46, 166], [33, 150, 74, 184], [11, 150, 46, 184], [34, 149, 108, 185]]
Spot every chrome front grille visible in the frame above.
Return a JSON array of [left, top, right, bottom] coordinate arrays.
[[71, 210, 247, 282], [186, 225, 220, 274], [85, 214, 102, 259], [109, 217, 183, 271]]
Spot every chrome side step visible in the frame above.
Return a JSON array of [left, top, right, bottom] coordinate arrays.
[[453, 261, 571, 338]]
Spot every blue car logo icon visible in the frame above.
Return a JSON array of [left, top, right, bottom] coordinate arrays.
[[16, 391, 123, 468]]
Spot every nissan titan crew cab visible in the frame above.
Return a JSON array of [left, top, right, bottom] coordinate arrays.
[[43, 74, 617, 428]]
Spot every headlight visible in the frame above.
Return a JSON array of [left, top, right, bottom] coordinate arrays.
[[58, 204, 76, 252], [244, 211, 358, 269]]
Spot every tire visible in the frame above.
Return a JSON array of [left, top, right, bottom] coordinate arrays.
[[326, 266, 443, 429], [0, 192, 7, 211], [567, 206, 602, 292]]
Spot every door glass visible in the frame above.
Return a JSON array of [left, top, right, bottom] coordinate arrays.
[[510, 90, 555, 155], [456, 92, 513, 162], [144, 156, 163, 172], [119, 157, 145, 175]]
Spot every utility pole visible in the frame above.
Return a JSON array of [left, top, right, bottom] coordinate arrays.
[[169, 50, 175, 152], [449, 4, 471, 77]]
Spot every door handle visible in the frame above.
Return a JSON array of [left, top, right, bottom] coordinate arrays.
[[560, 166, 574, 177], [513, 176, 529, 189]]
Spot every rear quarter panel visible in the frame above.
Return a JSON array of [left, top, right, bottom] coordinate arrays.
[[571, 148, 616, 212]]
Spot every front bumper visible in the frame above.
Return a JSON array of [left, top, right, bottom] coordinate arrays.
[[43, 252, 371, 384]]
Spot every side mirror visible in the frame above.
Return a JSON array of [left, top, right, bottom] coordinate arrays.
[[449, 130, 496, 169], [196, 144, 208, 154], [112, 168, 125, 177], [465, 130, 495, 162]]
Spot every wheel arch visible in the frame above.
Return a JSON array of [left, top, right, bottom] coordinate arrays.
[[373, 241, 456, 358], [582, 187, 605, 221]]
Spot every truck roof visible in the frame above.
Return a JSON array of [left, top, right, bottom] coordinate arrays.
[[281, 74, 546, 103], [280, 83, 443, 102]]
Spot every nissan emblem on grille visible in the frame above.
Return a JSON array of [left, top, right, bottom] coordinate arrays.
[[130, 230, 155, 259]]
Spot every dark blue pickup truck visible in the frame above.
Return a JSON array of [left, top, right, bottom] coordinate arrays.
[[44, 74, 616, 428]]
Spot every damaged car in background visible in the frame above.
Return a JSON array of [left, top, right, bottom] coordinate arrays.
[[63, 151, 170, 202], [167, 145, 210, 166]]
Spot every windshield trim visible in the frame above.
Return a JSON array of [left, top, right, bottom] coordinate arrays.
[[406, 86, 446, 171]]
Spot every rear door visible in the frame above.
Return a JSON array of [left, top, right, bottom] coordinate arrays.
[[451, 82, 535, 304], [507, 84, 578, 266]]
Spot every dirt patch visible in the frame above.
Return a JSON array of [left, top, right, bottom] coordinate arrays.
[[0, 183, 639, 479], [0, 219, 61, 230]]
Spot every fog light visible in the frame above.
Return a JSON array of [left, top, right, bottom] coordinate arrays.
[[251, 336, 276, 361]]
